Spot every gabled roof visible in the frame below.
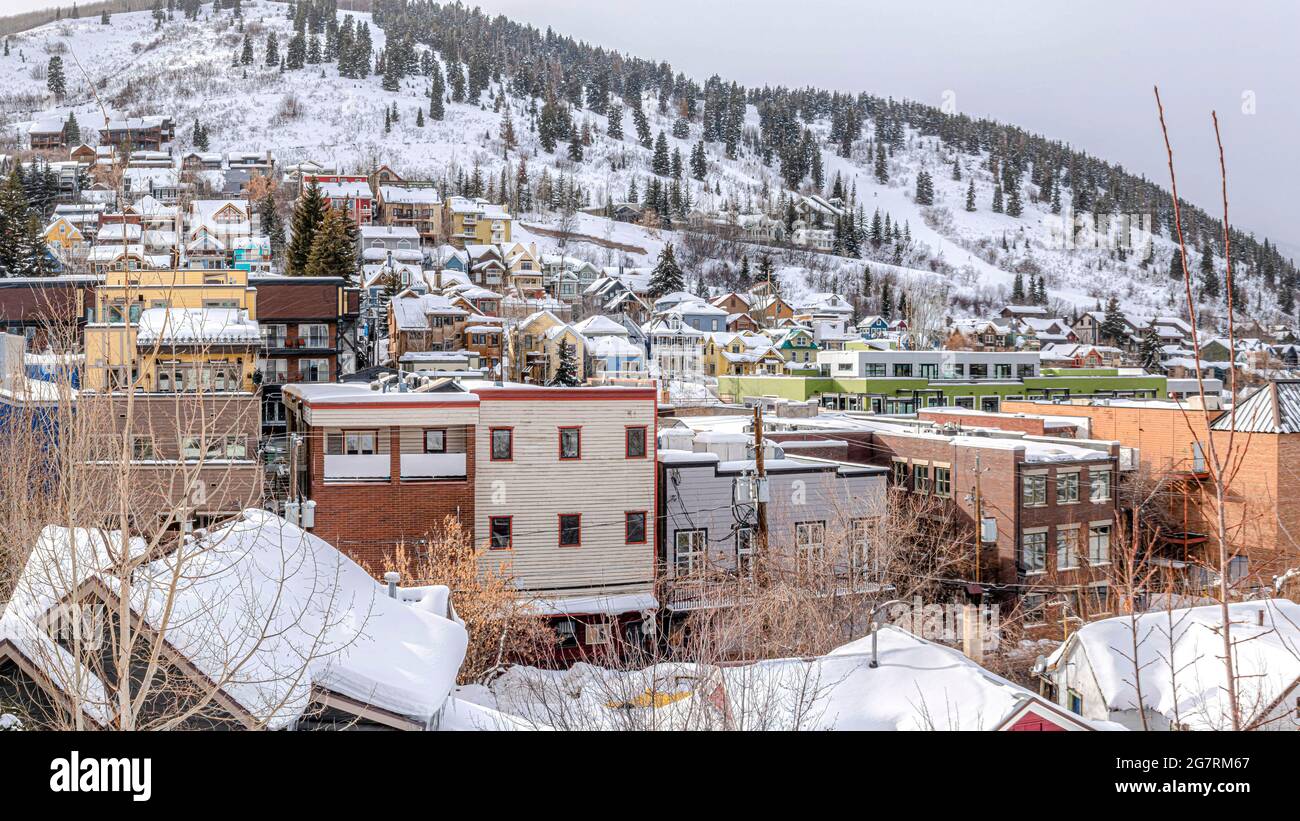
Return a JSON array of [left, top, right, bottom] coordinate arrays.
[[1210, 380, 1300, 433]]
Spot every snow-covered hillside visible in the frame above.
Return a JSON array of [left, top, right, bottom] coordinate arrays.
[[0, 1, 1279, 322]]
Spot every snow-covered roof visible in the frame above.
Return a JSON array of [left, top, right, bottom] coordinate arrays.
[[378, 185, 442, 205], [135, 307, 260, 345], [1043, 599, 1300, 730], [573, 314, 629, 337], [0, 509, 468, 729], [389, 294, 469, 331]]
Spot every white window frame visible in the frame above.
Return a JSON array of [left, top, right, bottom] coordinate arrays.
[[674, 529, 707, 576]]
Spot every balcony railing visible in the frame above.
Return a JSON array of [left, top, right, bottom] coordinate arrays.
[[324, 454, 390, 482], [399, 452, 467, 480]]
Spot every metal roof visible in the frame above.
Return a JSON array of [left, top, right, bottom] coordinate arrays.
[[1210, 380, 1300, 433]]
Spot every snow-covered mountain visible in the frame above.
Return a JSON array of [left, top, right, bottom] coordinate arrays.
[[1, 0, 1294, 325]]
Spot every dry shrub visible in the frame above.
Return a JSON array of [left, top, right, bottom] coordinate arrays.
[[377, 516, 553, 684]]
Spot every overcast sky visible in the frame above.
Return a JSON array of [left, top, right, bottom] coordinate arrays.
[[5, 0, 1297, 251], [466, 0, 1299, 252]]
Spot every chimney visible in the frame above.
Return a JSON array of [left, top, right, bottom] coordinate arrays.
[[961, 603, 984, 664]]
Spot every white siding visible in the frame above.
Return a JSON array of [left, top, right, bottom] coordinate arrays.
[[475, 395, 656, 599]]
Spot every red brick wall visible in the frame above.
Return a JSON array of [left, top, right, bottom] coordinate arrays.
[[917, 409, 1050, 436], [304, 426, 476, 569]]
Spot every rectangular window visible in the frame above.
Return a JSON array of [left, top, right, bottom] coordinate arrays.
[[913, 463, 930, 493], [1088, 523, 1111, 564], [558, 513, 581, 547], [933, 466, 951, 497], [490, 428, 512, 461], [919, 363, 938, 379], [625, 511, 647, 544], [344, 430, 377, 455], [489, 516, 512, 549], [1056, 472, 1079, 504], [675, 529, 707, 575], [1057, 528, 1079, 570], [1023, 474, 1047, 507], [300, 358, 329, 382], [1090, 470, 1112, 502], [1021, 531, 1047, 574], [584, 622, 612, 646], [423, 428, 446, 453], [994, 363, 1012, 379], [968, 363, 988, 379], [625, 426, 647, 458], [795, 521, 826, 571], [851, 517, 877, 578], [131, 435, 156, 461], [299, 323, 329, 348], [559, 426, 581, 460], [1068, 689, 1084, 715], [1088, 584, 1110, 613], [891, 460, 908, 487], [863, 363, 887, 377], [893, 363, 913, 378], [1023, 593, 1046, 626]]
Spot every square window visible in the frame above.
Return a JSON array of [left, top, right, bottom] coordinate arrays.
[[585, 623, 612, 646], [490, 428, 512, 460], [344, 431, 376, 455], [625, 511, 647, 544], [1057, 472, 1079, 504], [1021, 531, 1047, 574], [559, 427, 581, 460], [490, 516, 512, 549], [424, 429, 447, 453], [1023, 474, 1047, 507], [626, 426, 647, 458], [559, 513, 581, 547]]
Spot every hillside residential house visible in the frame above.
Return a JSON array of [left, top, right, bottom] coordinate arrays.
[[0, 509, 467, 730], [280, 379, 658, 653], [1038, 599, 1300, 730]]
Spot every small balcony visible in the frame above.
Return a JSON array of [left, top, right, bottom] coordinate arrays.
[[400, 452, 467, 480], [324, 454, 390, 482]]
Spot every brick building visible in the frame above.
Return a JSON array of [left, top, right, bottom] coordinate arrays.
[[767, 416, 1123, 632], [281, 379, 659, 653], [251, 275, 360, 435]]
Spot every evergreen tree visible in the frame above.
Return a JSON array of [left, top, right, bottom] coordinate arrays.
[[259, 194, 285, 266], [873, 142, 888, 184], [241, 35, 254, 65], [965, 179, 976, 212], [1100, 296, 1126, 345], [304, 208, 356, 279], [992, 184, 1003, 213], [652, 131, 670, 176], [286, 180, 326, 276], [648, 243, 685, 298], [1199, 245, 1219, 298], [550, 341, 581, 387], [690, 141, 706, 182], [63, 112, 80, 145], [1005, 180, 1023, 217], [101, 10, 110, 24], [567, 138, 583, 163], [265, 32, 279, 66], [429, 65, 445, 120], [0, 167, 32, 275], [416, 107, 424, 127], [606, 104, 623, 140], [46, 56, 66, 99], [1139, 325, 1161, 372], [1011, 273, 1025, 303]]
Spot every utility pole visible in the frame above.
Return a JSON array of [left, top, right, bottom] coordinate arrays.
[[753, 404, 769, 586], [973, 450, 982, 585]]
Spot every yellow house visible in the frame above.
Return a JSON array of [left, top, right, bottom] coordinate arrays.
[[508, 309, 586, 384], [703, 331, 786, 377], [83, 268, 260, 393], [444, 196, 512, 249], [43, 216, 86, 253]]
